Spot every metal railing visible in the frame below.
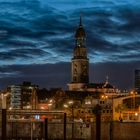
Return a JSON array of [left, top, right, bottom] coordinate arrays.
[[1, 109, 140, 140]]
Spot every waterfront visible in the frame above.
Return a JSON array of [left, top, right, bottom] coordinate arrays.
[[1, 112, 140, 140]]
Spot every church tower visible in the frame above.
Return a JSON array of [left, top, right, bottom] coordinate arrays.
[[68, 16, 89, 91]]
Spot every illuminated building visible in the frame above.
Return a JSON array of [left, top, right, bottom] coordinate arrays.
[[7, 82, 38, 109], [67, 16, 119, 96], [135, 69, 140, 93], [10, 85, 21, 109], [0, 90, 11, 109], [68, 16, 89, 91], [113, 94, 140, 122], [21, 81, 38, 109]]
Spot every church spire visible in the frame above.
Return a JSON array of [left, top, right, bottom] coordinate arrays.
[[68, 15, 89, 91], [75, 16, 86, 47]]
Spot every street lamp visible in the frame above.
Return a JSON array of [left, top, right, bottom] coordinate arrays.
[[1, 92, 10, 109], [67, 100, 74, 122], [47, 99, 55, 110], [48, 103, 52, 111], [130, 91, 137, 109], [68, 100, 74, 105], [0, 92, 9, 140], [135, 112, 138, 116], [63, 104, 68, 108], [49, 99, 53, 103], [64, 100, 74, 139], [101, 95, 108, 100]]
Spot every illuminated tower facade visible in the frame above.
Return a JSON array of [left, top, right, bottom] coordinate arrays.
[[68, 17, 89, 91]]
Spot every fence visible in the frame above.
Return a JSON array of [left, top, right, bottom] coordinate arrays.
[[0, 109, 140, 140]]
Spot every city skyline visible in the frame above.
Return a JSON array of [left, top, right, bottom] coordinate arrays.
[[0, 0, 140, 90]]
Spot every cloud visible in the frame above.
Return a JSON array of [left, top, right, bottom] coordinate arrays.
[[0, 61, 139, 90], [0, 0, 140, 64], [0, 0, 140, 89], [0, 63, 71, 89]]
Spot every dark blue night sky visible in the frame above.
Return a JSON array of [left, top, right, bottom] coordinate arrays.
[[0, 0, 140, 90]]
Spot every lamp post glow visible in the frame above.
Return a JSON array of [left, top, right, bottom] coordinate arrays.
[[1, 92, 9, 140], [135, 112, 138, 116], [101, 95, 108, 100], [63, 104, 68, 108], [130, 91, 137, 109], [1, 93, 8, 109], [47, 99, 54, 110], [64, 100, 74, 139], [48, 103, 52, 111]]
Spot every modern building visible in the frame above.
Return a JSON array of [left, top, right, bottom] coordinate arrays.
[[10, 85, 21, 109], [135, 69, 140, 93], [7, 82, 38, 110], [0, 90, 11, 109], [21, 81, 38, 109], [113, 94, 140, 122]]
